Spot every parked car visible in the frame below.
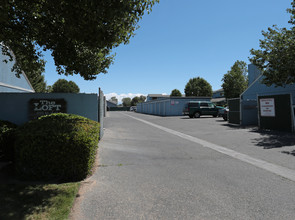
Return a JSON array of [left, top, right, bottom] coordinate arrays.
[[220, 107, 229, 121], [183, 101, 219, 118], [216, 106, 226, 117], [130, 106, 137, 112]]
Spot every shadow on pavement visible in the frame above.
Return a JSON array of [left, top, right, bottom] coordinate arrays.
[[251, 130, 295, 149], [218, 122, 295, 156]]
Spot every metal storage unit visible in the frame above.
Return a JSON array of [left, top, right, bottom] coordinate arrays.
[[137, 97, 211, 116]]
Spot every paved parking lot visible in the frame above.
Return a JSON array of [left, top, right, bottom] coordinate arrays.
[[129, 112, 295, 171], [72, 112, 295, 220]]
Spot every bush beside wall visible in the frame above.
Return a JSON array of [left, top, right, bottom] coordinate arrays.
[[14, 113, 100, 181], [0, 120, 17, 161]]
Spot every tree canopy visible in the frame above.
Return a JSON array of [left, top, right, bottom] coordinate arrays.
[[1, 0, 159, 80], [184, 77, 212, 97], [170, 89, 182, 97], [51, 79, 80, 93], [109, 96, 118, 105], [249, 1, 295, 86], [222, 60, 248, 99], [122, 97, 131, 107], [131, 95, 146, 106]]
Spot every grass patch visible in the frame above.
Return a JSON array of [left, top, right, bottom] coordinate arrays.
[[0, 182, 80, 220]]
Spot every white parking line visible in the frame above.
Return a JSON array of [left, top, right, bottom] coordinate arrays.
[[124, 113, 295, 182]]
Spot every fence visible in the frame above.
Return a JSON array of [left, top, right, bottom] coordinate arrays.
[[109, 107, 130, 111], [240, 99, 258, 126], [228, 98, 240, 124]]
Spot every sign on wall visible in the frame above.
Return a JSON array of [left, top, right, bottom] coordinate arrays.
[[259, 98, 275, 117], [29, 99, 67, 120]]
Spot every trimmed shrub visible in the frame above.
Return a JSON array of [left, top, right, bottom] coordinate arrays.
[[14, 113, 100, 181], [0, 120, 17, 161]]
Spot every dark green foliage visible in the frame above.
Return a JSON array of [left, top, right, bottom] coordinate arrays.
[[184, 77, 213, 97], [14, 114, 100, 181], [51, 79, 80, 93], [222, 60, 248, 99], [1, 0, 159, 80], [0, 120, 17, 162], [122, 97, 131, 107], [249, 1, 295, 86], [170, 89, 182, 97], [131, 95, 146, 106]]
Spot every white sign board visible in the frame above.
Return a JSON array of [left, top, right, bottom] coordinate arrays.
[[260, 98, 275, 117]]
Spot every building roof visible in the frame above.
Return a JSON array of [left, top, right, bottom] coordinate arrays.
[[147, 94, 170, 98], [0, 48, 34, 93], [211, 97, 226, 103], [213, 88, 224, 93]]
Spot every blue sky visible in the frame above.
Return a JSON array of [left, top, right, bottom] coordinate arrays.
[[43, 0, 292, 102]]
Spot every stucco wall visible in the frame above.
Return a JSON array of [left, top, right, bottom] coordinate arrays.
[[0, 93, 98, 125]]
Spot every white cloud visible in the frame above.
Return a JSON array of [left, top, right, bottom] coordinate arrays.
[[105, 93, 147, 104]]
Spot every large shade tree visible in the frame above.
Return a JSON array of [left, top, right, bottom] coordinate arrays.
[[131, 95, 146, 106], [184, 77, 213, 97], [0, 0, 159, 80], [122, 97, 132, 107], [170, 89, 182, 97], [51, 79, 80, 93], [222, 60, 248, 99], [250, 1, 295, 86]]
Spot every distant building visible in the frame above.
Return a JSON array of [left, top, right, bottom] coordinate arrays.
[[0, 52, 34, 93], [137, 96, 211, 116], [106, 100, 117, 108], [146, 94, 170, 102], [211, 89, 226, 106]]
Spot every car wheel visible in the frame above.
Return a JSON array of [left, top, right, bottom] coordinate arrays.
[[194, 112, 201, 118], [223, 115, 227, 121]]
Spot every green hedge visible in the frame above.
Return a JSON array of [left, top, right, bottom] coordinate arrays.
[[0, 120, 17, 161], [14, 113, 100, 181]]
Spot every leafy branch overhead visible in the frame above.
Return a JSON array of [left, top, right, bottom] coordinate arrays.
[[250, 0, 295, 86], [0, 0, 159, 80]]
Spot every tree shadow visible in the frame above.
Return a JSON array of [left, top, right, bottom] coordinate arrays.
[[219, 124, 295, 155], [0, 159, 74, 219], [250, 129, 295, 150], [0, 183, 62, 220], [219, 122, 249, 130], [180, 116, 219, 120]]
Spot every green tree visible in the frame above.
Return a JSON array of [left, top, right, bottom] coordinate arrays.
[[249, 1, 295, 86], [184, 77, 213, 97], [109, 96, 118, 105], [139, 95, 146, 103], [28, 73, 47, 93], [0, 0, 159, 80], [45, 85, 53, 93], [170, 89, 182, 97], [51, 79, 80, 93], [222, 60, 248, 99], [122, 97, 132, 107], [131, 95, 146, 106]]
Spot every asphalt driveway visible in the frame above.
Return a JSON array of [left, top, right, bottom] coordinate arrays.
[[71, 112, 295, 220]]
